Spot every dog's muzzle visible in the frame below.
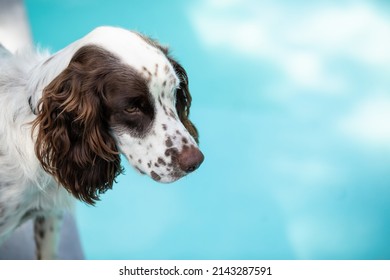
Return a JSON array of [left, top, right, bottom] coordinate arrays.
[[178, 146, 204, 173]]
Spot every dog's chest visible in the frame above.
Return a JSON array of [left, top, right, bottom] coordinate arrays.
[[0, 180, 73, 234]]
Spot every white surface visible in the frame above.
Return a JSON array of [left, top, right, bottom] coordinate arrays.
[[0, 0, 32, 53]]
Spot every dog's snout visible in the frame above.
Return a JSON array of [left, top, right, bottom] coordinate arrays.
[[178, 146, 204, 173]]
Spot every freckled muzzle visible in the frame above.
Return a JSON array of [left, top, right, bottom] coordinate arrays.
[[151, 142, 204, 183]]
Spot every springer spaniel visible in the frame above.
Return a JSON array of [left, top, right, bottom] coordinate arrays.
[[0, 26, 204, 259]]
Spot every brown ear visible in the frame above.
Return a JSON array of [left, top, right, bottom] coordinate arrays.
[[33, 56, 123, 205], [169, 58, 199, 143]]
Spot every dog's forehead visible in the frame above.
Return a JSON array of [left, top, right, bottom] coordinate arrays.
[[83, 26, 180, 89]]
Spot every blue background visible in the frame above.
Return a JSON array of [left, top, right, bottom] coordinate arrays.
[[25, 0, 390, 259]]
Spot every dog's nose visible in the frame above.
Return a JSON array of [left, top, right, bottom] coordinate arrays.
[[178, 146, 204, 173]]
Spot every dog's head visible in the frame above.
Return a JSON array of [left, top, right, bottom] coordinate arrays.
[[33, 27, 204, 204]]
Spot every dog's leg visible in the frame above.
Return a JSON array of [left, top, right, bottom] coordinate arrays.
[[34, 211, 64, 260]]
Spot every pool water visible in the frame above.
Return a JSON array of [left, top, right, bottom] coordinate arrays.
[[26, 0, 390, 259]]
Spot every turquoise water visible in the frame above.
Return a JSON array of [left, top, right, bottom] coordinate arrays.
[[26, 0, 390, 259]]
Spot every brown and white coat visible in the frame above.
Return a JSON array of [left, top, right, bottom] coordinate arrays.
[[0, 26, 204, 259]]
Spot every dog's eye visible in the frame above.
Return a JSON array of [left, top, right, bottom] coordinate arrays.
[[124, 106, 140, 114]]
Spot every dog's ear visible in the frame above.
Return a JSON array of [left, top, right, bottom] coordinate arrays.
[[33, 47, 123, 205], [169, 58, 199, 143]]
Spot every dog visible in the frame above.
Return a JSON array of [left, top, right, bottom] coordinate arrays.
[[0, 26, 204, 259]]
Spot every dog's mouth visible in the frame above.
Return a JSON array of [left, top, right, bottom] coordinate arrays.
[[150, 170, 183, 183]]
